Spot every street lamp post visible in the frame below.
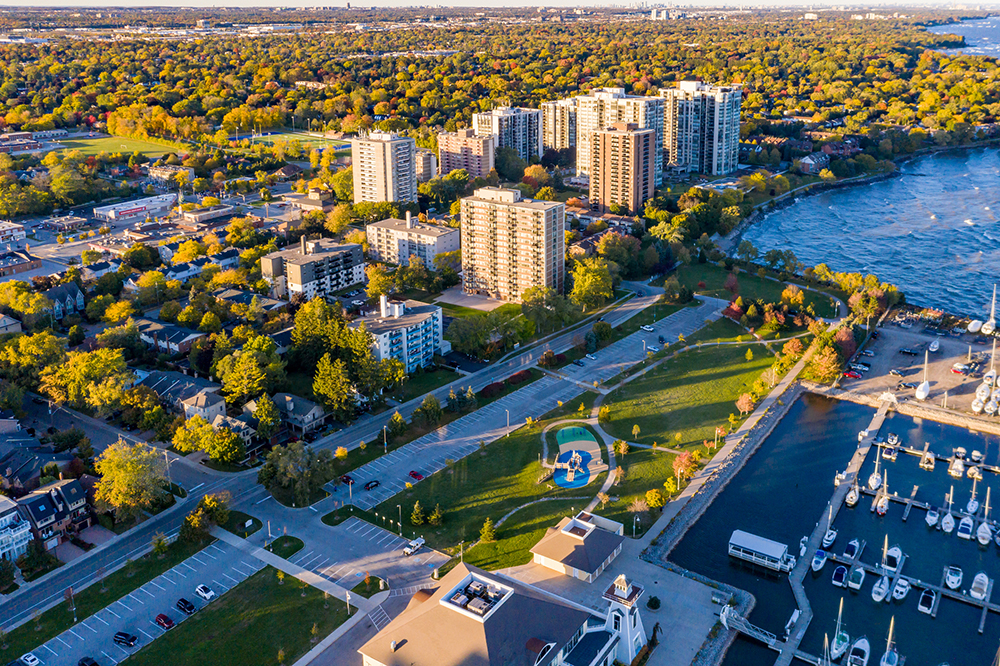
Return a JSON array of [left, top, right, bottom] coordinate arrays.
[[460, 541, 464, 563], [505, 409, 510, 437], [383, 425, 388, 454], [163, 450, 172, 488], [633, 516, 640, 539], [397, 504, 402, 536]]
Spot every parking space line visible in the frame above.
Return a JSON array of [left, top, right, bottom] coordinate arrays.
[[209, 543, 226, 554], [232, 561, 254, 575], [189, 554, 208, 565], [102, 650, 118, 665], [213, 579, 229, 591], [171, 568, 187, 578], [93, 614, 109, 625], [105, 608, 121, 618], [128, 593, 145, 604], [68, 628, 83, 640], [140, 586, 157, 598], [117, 599, 131, 611], [223, 572, 240, 583], [149, 580, 166, 591], [55, 636, 71, 648], [43, 645, 58, 656], [311, 557, 330, 571], [138, 628, 154, 639], [291, 549, 313, 564], [180, 562, 197, 572], [80, 621, 98, 633]]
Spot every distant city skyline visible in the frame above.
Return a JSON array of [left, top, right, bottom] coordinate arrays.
[[5, 0, 982, 9]]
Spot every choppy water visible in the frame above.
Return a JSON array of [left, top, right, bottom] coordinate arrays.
[[670, 394, 1000, 666], [741, 148, 1000, 317], [929, 17, 1000, 57]]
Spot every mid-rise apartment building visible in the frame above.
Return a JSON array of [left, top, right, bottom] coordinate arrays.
[[460, 187, 565, 303], [575, 88, 664, 184], [660, 81, 743, 175], [350, 132, 418, 204], [437, 129, 495, 180], [541, 97, 578, 151], [589, 123, 656, 215], [260, 236, 364, 300], [414, 148, 438, 182], [472, 107, 542, 163], [366, 211, 460, 267], [351, 296, 447, 373]]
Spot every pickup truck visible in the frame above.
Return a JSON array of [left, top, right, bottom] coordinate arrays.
[[403, 537, 425, 556]]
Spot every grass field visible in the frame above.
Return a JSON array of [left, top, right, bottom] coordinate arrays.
[[389, 368, 460, 404], [221, 511, 262, 539], [265, 536, 304, 559], [125, 566, 352, 666], [350, 576, 385, 599], [597, 447, 677, 529], [56, 135, 176, 157], [253, 131, 349, 150]]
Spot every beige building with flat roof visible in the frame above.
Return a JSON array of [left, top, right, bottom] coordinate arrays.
[[589, 122, 655, 215], [472, 106, 542, 163], [414, 148, 438, 182], [260, 236, 364, 300], [366, 211, 459, 267], [574, 87, 664, 183], [437, 129, 495, 180], [541, 97, 578, 151], [351, 132, 418, 204], [460, 187, 565, 303]]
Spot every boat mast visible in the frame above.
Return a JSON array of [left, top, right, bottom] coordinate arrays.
[[885, 616, 895, 654], [835, 597, 843, 637], [823, 633, 832, 666]]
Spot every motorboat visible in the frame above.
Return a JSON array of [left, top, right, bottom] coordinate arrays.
[[832, 565, 849, 588], [886, 433, 899, 446], [929, 338, 940, 353], [848, 567, 866, 591], [983, 285, 997, 336], [917, 589, 936, 614], [978, 488, 993, 546], [846, 483, 860, 508], [958, 516, 975, 540], [969, 320, 984, 334], [925, 506, 940, 528], [968, 477, 980, 514], [872, 575, 890, 602], [973, 398, 985, 414], [972, 450, 984, 463], [948, 453, 965, 479], [920, 448, 935, 471], [822, 506, 837, 548], [868, 451, 882, 491], [884, 545, 902, 574], [848, 637, 871, 666], [879, 617, 899, 666], [945, 566, 963, 590], [891, 579, 910, 601], [977, 383, 992, 401], [831, 598, 850, 661], [844, 538, 860, 560], [969, 465, 984, 481], [881, 446, 897, 462], [784, 610, 800, 641], [956, 447, 967, 460], [812, 550, 829, 572], [987, 400, 998, 416], [942, 486, 956, 533], [971, 571, 990, 600], [800, 536, 809, 558], [986, 368, 997, 387]]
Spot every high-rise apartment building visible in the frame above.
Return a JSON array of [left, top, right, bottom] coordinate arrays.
[[541, 98, 577, 151], [660, 81, 742, 175], [589, 123, 656, 215], [460, 187, 565, 303], [350, 132, 418, 204], [438, 129, 495, 180], [260, 236, 365, 300], [472, 107, 542, 163], [575, 88, 664, 184], [414, 148, 438, 182]]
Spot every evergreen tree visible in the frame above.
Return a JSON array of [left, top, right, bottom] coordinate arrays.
[[480, 517, 496, 543], [313, 354, 355, 419], [410, 500, 425, 526]]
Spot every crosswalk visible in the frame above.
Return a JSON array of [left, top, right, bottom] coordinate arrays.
[[388, 583, 438, 598], [368, 604, 391, 631]]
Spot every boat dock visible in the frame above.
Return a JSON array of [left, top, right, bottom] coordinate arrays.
[[901, 485, 919, 521], [891, 442, 1000, 477]]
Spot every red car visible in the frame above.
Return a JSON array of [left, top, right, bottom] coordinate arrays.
[[155, 613, 175, 630], [843, 371, 862, 379], [340, 474, 355, 485], [408, 470, 424, 481]]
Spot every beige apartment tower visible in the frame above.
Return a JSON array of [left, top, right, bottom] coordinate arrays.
[[575, 87, 664, 183], [660, 81, 743, 175], [438, 129, 495, 180], [589, 123, 655, 215], [460, 187, 565, 303], [350, 131, 418, 204], [541, 98, 577, 151]]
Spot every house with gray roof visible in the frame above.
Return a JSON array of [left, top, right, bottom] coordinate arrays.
[[16, 478, 91, 551], [530, 512, 624, 584], [182, 390, 226, 422], [243, 392, 325, 436], [135, 370, 222, 412], [0, 433, 74, 492], [43, 282, 84, 320], [134, 318, 205, 355]]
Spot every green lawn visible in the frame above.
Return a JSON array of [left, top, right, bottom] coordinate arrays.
[[350, 576, 385, 599], [265, 536, 304, 559], [597, 447, 677, 528], [389, 368, 460, 404], [254, 131, 349, 149], [125, 566, 353, 666], [283, 371, 315, 402], [4, 540, 207, 657], [221, 511, 262, 538], [373, 392, 603, 568], [56, 135, 176, 157]]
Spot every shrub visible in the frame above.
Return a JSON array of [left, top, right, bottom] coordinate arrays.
[[479, 382, 505, 399], [647, 596, 661, 610], [506, 370, 532, 386]]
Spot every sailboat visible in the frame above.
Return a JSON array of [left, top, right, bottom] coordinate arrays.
[[868, 449, 882, 491], [942, 486, 956, 533], [876, 471, 889, 517], [915, 351, 930, 401], [979, 487, 994, 546], [823, 634, 833, 666], [985, 340, 997, 387], [846, 481, 860, 507], [872, 537, 890, 602], [823, 505, 838, 548], [968, 476, 980, 514], [984, 285, 997, 336], [929, 338, 940, 353], [831, 598, 850, 661], [880, 617, 899, 666]]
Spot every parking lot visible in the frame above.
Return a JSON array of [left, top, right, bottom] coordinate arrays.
[[20, 541, 265, 666]]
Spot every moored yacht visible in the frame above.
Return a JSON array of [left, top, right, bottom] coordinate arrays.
[[844, 538, 860, 560], [971, 571, 990, 600], [978, 488, 993, 546], [886, 433, 899, 446], [929, 338, 940, 353], [973, 398, 985, 414], [958, 515, 975, 540], [977, 383, 991, 401], [831, 599, 850, 661], [846, 482, 860, 507], [812, 550, 829, 572], [983, 285, 997, 335], [925, 506, 940, 528], [917, 589, 936, 615], [968, 477, 980, 514], [832, 565, 848, 588], [945, 565, 963, 590], [872, 575, 889, 603], [942, 486, 956, 533], [891, 578, 910, 601], [884, 544, 901, 573], [879, 617, 899, 666], [848, 636, 870, 666], [949, 449, 966, 478], [868, 452, 882, 491], [987, 400, 998, 416], [920, 448, 935, 471], [848, 566, 866, 591]]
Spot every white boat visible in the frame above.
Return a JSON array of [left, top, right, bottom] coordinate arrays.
[[831, 598, 850, 661], [884, 544, 901, 574], [977, 383, 992, 401], [983, 285, 997, 335], [879, 617, 899, 666], [832, 565, 848, 588], [846, 483, 860, 507], [876, 494, 889, 517], [822, 506, 837, 548], [925, 506, 940, 528], [969, 465, 984, 481], [987, 400, 999, 416], [917, 589, 935, 614], [881, 446, 897, 462], [969, 320, 984, 334], [971, 571, 990, 600], [920, 448, 935, 471], [844, 538, 860, 560], [945, 565, 963, 590], [915, 351, 931, 401], [991, 386, 1000, 402], [929, 338, 940, 353], [886, 433, 899, 446], [972, 450, 984, 463], [891, 578, 910, 601], [978, 488, 993, 546], [985, 368, 997, 387], [872, 575, 889, 602], [973, 398, 985, 414], [956, 447, 967, 460], [958, 516, 975, 540], [848, 636, 871, 666], [948, 453, 965, 478], [942, 486, 956, 533], [868, 450, 882, 491], [812, 550, 829, 572], [968, 477, 980, 514], [848, 566, 866, 590]]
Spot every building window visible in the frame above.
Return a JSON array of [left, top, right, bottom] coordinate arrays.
[[612, 612, 621, 632]]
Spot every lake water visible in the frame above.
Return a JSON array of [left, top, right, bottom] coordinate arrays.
[[670, 393, 1000, 666], [929, 17, 1000, 57], [740, 148, 1000, 317]]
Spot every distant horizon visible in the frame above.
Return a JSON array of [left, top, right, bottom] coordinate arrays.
[[0, 0, 986, 9]]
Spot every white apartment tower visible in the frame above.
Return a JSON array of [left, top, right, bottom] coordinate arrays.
[[350, 132, 418, 204], [460, 187, 565, 303], [541, 98, 577, 151], [575, 88, 664, 184], [472, 106, 543, 163], [660, 81, 743, 175]]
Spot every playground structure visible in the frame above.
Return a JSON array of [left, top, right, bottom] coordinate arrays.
[[553, 426, 609, 489]]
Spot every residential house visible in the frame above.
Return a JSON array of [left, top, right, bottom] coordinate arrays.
[[530, 512, 625, 584], [134, 370, 222, 413], [17, 479, 91, 551], [0, 433, 74, 492], [81, 260, 123, 282], [44, 282, 85, 320], [212, 288, 287, 312], [0, 495, 31, 562], [0, 315, 21, 334], [799, 152, 831, 175], [181, 390, 227, 422], [243, 393, 325, 436], [157, 241, 183, 263], [212, 414, 257, 449], [134, 319, 206, 355], [272, 164, 303, 181]]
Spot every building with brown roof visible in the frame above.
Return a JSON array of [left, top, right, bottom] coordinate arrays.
[[530, 512, 624, 583]]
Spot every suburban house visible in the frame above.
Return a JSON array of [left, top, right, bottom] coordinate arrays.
[[243, 393, 325, 436], [134, 319, 206, 355], [530, 512, 625, 584], [0, 495, 32, 562], [799, 151, 831, 175], [212, 413, 257, 448], [181, 390, 227, 422], [0, 314, 21, 334], [44, 282, 85, 320], [211, 288, 287, 312], [16, 478, 91, 551], [81, 260, 123, 281], [358, 564, 648, 666], [0, 433, 74, 492], [135, 370, 223, 413]]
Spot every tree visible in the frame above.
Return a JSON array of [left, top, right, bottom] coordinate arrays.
[[411, 500, 425, 525], [569, 257, 613, 312], [103, 300, 135, 323], [94, 439, 167, 524], [209, 428, 245, 464], [834, 326, 857, 359], [152, 532, 169, 557], [672, 451, 695, 483], [39, 348, 131, 414], [0, 557, 15, 591], [387, 411, 408, 438], [365, 264, 393, 300], [428, 503, 443, 526], [253, 393, 281, 441], [313, 354, 353, 418], [663, 478, 677, 496], [781, 284, 805, 307], [736, 393, 754, 415], [257, 441, 334, 507], [745, 348, 754, 362], [632, 424, 641, 440], [325, 204, 354, 236], [495, 147, 526, 182], [413, 394, 443, 427], [646, 489, 665, 509], [782, 338, 805, 358], [480, 517, 496, 543]]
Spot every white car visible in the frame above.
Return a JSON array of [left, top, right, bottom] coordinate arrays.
[[647, 345, 660, 353], [585, 354, 597, 361], [640, 325, 655, 332], [195, 584, 215, 601], [351, 300, 365, 306], [21, 654, 40, 666]]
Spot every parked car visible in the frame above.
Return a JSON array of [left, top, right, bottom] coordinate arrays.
[[647, 345, 660, 353], [585, 353, 597, 361], [340, 474, 355, 486], [889, 369, 904, 377], [113, 632, 138, 648], [403, 537, 425, 556], [176, 598, 196, 615], [951, 364, 969, 375], [363, 480, 380, 491], [573, 360, 585, 367], [31, 398, 45, 405], [155, 614, 175, 630], [897, 382, 918, 390], [351, 300, 365, 306], [899, 348, 919, 356], [871, 330, 880, 339], [408, 470, 424, 481], [860, 350, 875, 357], [78, 658, 100, 666], [640, 325, 655, 332], [20, 655, 40, 666], [195, 584, 215, 601], [658, 335, 665, 344], [843, 371, 862, 379]]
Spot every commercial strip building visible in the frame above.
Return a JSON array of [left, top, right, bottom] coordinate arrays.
[[0, 250, 41, 277], [589, 122, 656, 215], [660, 81, 742, 176], [260, 236, 364, 301], [351, 295, 447, 373], [460, 187, 565, 303], [438, 129, 495, 180], [0, 221, 26, 244], [541, 97, 578, 151], [366, 211, 459, 267], [93, 194, 178, 222], [358, 563, 648, 666], [351, 132, 418, 204], [574, 88, 664, 184], [472, 106, 543, 163]]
